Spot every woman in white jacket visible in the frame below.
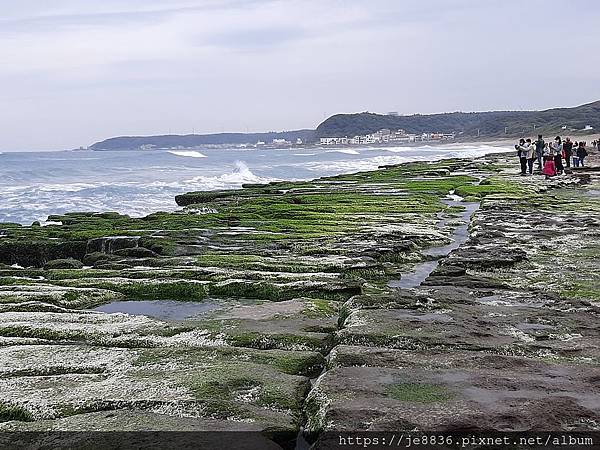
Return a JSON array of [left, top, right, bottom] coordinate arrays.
[[516, 138, 535, 175], [551, 136, 564, 174]]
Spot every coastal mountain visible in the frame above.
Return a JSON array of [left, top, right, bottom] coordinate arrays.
[[90, 130, 315, 151], [315, 100, 600, 138], [89, 101, 599, 150]]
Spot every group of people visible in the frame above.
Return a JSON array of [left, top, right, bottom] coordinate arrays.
[[515, 134, 590, 177]]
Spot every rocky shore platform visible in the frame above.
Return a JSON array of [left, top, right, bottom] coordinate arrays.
[[0, 153, 598, 449]]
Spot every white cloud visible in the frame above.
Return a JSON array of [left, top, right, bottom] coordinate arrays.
[[0, 0, 599, 150]]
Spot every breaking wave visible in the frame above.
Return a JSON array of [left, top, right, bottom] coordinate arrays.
[[183, 161, 276, 189], [168, 150, 207, 158], [0, 143, 510, 225], [307, 145, 510, 173], [325, 149, 360, 155]]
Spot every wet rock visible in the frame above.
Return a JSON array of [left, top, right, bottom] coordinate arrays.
[[83, 252, 112, 265], [199, 298, 340, 354], [429, 265, 466, 277], [0, 240, 87, 267], [113, 247, 159, 258], [422, 274, 509, 289], [0, 411, 285, 449], [1, 153, 598, 440], [93, 262, 134, 270], [0, 285, 123, 308], [0, 344, 312, 443], [305, 362, 600, 435], [86, 236, 140, 255], [336, 302, 600, 359], [446, 245, 528, 269], [44, 258, 84, 270], [175, 190, 241, 206]]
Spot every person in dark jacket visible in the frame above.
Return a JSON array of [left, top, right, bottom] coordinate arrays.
[[515, 138, 528, 175], [562, 137, 573, 168], [577, 142, 588, 167], [534, 134, 545, 170]]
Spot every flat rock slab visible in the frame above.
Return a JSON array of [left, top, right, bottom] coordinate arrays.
[[0, 411, 284, 449], [180, 297, 342, 353], [337, 304, 600, 360], [0, 285, 123, 309], [306, 350, 600, 434], [0, 344, 320, 435]]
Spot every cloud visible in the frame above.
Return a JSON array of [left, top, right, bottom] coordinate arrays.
[[0, 0, 599, 150]]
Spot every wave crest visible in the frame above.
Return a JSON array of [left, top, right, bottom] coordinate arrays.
[[184, 161, 274, 188], [168, 150, 207, 158]]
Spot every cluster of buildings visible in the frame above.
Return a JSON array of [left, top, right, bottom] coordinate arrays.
[[253, 138, 304, 147], [319, 129, 456, 146]]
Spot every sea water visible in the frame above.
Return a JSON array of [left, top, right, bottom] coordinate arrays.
[[0, 143, 509, 225]]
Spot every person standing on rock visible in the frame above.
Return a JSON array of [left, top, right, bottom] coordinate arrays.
[[542, 143, 551, 162], [551, 136, 564, 174], [524, 138, 535, 174], [576, 141, 588, 167], [515, 138, 528, 175], [563, 137, 573, 168], [534, 134, 545, 170], [542, 142, 557, 177]]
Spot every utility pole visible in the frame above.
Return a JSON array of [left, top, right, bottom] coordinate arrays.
[[477, 128, 480, 137], [505, 126, 508, 134]]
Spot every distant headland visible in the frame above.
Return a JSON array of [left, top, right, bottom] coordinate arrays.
[[89, 100, 600, 151]]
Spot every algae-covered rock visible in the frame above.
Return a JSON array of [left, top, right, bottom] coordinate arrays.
[[44, 258, 84, 270], [0, 285, 123, 308], [113, 247, 158, 258], [1, 153, 599, 442], [305, 360, 600, 436], [0, 240, 87, 267]]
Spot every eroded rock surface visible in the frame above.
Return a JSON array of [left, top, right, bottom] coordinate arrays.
[[0, 154, 599, 448]]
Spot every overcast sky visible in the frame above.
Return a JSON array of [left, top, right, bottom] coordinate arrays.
[[1, 0, 599, 151]]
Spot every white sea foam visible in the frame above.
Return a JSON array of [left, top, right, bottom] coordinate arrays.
[[183, 161, 276, 190], [326, 149, 360, 155], [307, 145, 510, 173], [168, 150, 207, 158], [381, 147, 411, 153], [0, 144, 510, 225]]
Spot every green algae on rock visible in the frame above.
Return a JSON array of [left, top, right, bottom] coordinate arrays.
[[1, 153, 599, 447]]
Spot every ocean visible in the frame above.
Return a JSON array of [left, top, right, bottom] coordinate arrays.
[[0, 143, 510, 225]]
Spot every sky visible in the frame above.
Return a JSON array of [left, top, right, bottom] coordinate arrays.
[[1, 0, 599, 151]]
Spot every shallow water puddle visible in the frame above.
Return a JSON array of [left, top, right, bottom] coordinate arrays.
[[94, 300, 220, 320], [388, 260, 439, 289], [388, 198, 479, 289]]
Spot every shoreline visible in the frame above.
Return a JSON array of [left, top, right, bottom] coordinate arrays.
[[0, 143, 514, 227]]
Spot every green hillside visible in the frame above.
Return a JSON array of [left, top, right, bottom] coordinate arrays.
[[90, 130, 315, 151], [316, 101, 600, 138]]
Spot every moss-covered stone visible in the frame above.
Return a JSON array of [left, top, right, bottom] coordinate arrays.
[[0, 402, 33, 422], [385, 382, 453, 403]]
